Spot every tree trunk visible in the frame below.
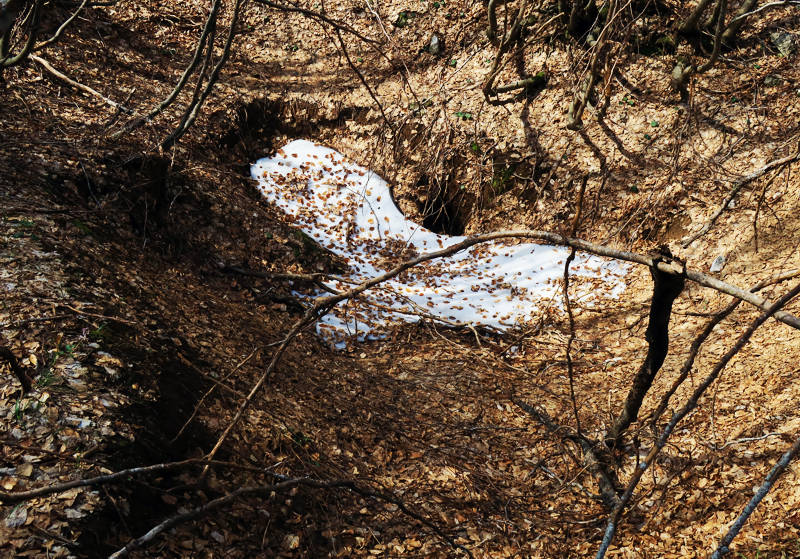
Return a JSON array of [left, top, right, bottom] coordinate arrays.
[[606, 255, 685, 447]]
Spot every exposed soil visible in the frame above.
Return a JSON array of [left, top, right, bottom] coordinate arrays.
[[2, 0, 800, 558]]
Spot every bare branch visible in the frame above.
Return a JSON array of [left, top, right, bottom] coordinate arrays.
[[727, 0, 800, 27], [710, 433, 800, 558], [29, 54, 133, 114], [311, 229, 800, 330], [681, 143, 800, 247], [563, 177, 588, 437], [111, 0, 221, 138], [649, 267, 800, 428], [254, 0, 379, 45], [513, 397, 621, 509], [162, 0, 244, 148], [108, 476, 473, 559], [0, 458, 203, 504], [33, 0, 88, 51], [595, 281, 800, 559]]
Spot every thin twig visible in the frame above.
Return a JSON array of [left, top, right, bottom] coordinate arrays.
[[648, 268, 800, 428], [332, 24, 394, 132], [708, 432, 786, 451], [681, 145, 800, 248], [108, 477, 473, 559], [170, 348, 259, 443], [56, 303, 137, 326], [29, 55, 133, 114], [563, 177, 587, 436]]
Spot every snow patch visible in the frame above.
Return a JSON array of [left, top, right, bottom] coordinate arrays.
[[251, 139, 627, 345]]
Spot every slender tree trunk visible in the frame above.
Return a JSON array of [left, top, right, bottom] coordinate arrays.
[[606, 256, 685, 447]]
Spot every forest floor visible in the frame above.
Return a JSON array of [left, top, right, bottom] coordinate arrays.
[[1, 0, 800, 557]]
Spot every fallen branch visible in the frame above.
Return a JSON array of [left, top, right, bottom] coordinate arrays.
[[108, 476, 473, 559], [726, 0, 800, 27], [29, 55, 133, 114], [709, 431, 786, 451], [0, 457, 301, 505], [56, 303, 137, 326], [0, 458, 203, 504], [0, 313, 72, 329]]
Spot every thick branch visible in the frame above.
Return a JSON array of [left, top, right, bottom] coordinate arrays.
[[1, 0, 39, 68], [204, 229, 800, 474]]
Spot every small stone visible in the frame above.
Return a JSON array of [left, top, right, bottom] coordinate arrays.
[[427, 34, 443, 56], [4, 506, 27, 528], [710, 255, 726, 273], [770, 31, 794, 57], [64, 508, 84, 520]]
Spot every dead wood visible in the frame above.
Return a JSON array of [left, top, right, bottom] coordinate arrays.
[[29, 54, 133, 114], [108, 476, 473, 559]]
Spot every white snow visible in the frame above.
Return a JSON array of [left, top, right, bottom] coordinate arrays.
[[251, 139, 628, 346]]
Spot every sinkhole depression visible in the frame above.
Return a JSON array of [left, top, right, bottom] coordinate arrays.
[[251, 139, 628, 346]]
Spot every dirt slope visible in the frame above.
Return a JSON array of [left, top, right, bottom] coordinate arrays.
[[1, 0, 800, 557]]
